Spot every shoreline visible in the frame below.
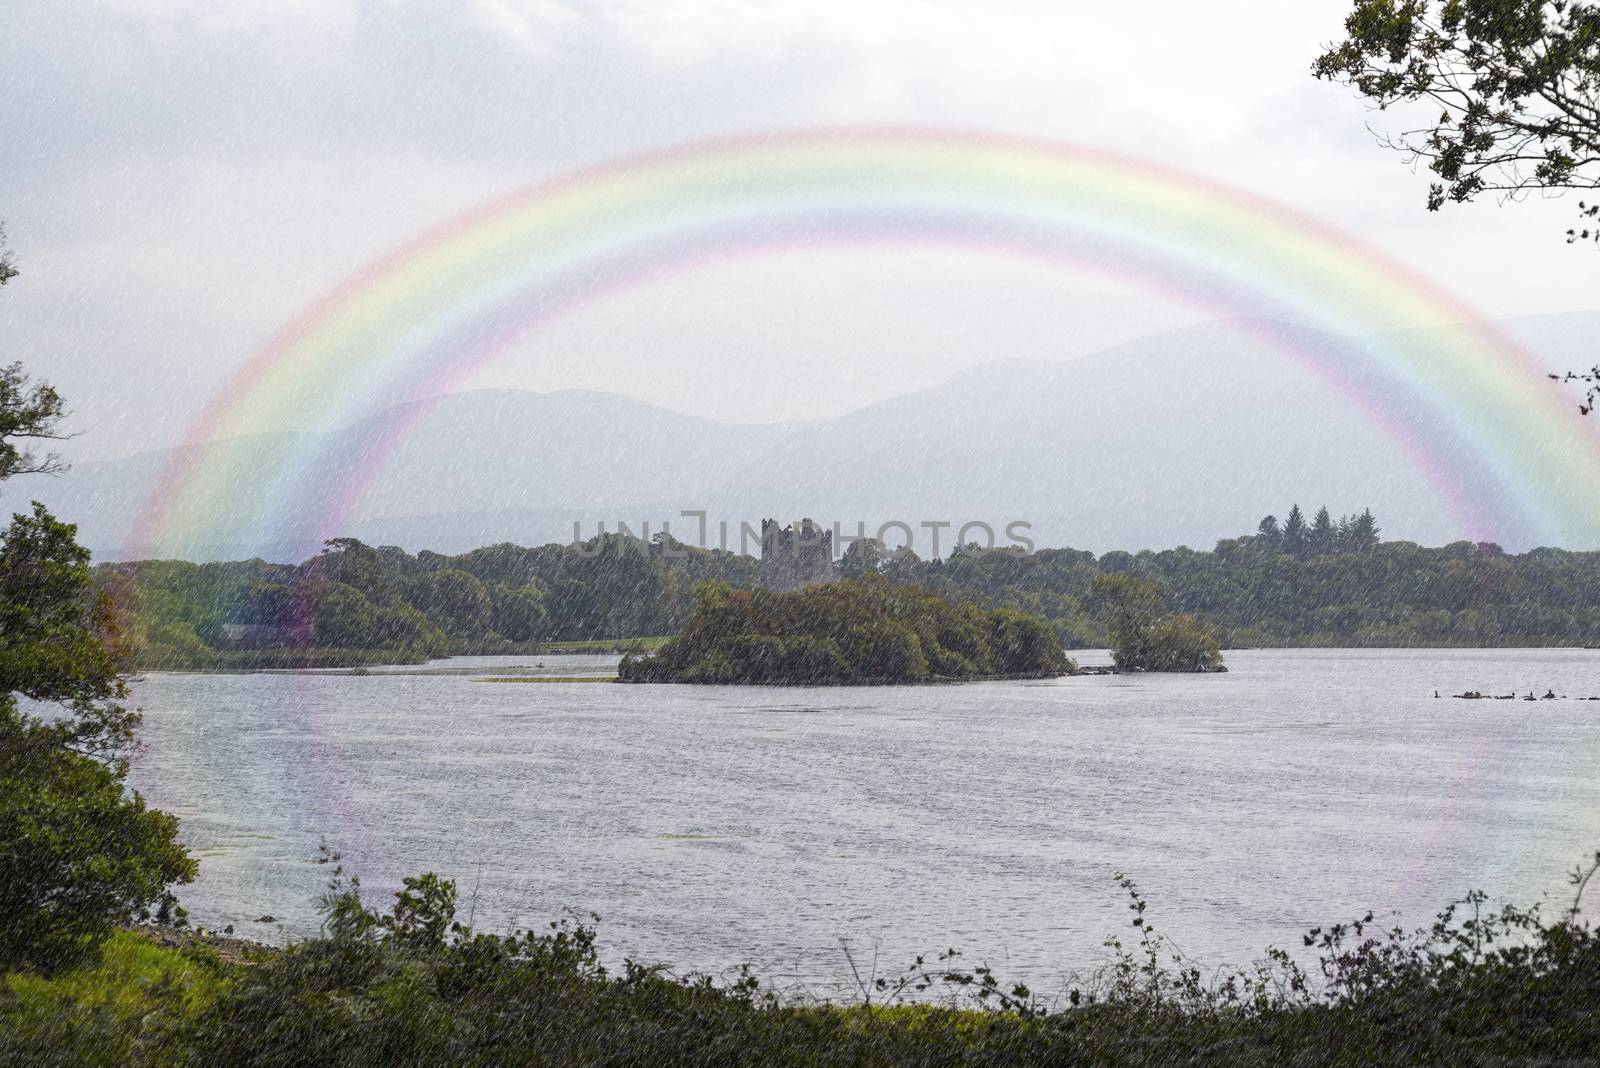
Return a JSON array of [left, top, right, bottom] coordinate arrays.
[[130, 642, 1600, 677]]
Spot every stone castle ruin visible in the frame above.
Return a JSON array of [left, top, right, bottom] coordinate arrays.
[[759, 517, 838, 591]]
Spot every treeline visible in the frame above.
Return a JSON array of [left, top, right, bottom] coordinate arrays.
[[101, 506, 1600, 667], [100, 534, 761, 668], [879, 506, 1600, 648], [618, 577, 1073, 684], [1253, 504, 1379, 557]]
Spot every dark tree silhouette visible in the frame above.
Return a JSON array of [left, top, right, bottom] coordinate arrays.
[[1549, 367, 1600, 414], [0, 229, 68, 477], [1316, 2, 1600, 412], [1347, 508, 1382, 551], [1283, 505, 1309, 558], [1315, 1, 1600, 229], [1310, 507, 1338, 557], [1255, 515, 1283, 554], [0, 231, 194, 972], [0, 226, 15, 285]]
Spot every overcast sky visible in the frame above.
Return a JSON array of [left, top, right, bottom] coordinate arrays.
[[3, 0, 1596, 461]]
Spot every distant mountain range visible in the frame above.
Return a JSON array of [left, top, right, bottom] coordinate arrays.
[[22, 313, 1600, 562]]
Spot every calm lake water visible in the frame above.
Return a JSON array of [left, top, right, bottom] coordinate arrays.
[[127, 649, 1600, 996]]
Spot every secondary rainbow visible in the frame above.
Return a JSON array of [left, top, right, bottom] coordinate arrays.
[[132, 128, 1600, 557]]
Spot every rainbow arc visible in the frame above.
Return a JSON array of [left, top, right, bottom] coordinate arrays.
[[133, 129, 1600, 557]]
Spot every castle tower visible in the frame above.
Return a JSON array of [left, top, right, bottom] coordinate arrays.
[[759, 517, 837, 591]]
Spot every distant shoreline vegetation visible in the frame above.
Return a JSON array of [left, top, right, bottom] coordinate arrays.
[[617, 578, 1074, 685], [95, 506, 1600, 672]]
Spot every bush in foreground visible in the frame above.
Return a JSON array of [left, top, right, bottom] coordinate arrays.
[[11, 854, 1600, 1066], [0, 505, 195, 976]]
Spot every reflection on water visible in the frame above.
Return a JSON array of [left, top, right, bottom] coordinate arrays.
[[127, 648, 1600, 994]]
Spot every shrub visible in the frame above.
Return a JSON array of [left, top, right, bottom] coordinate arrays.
[[1139, 613, 1224, 672], [621, 577, 1073, 685], [19, 856, 1600, 1066], [1091, 574, 1225, 672], [0, 705, 195, 973], [0, 504, 195, 975]]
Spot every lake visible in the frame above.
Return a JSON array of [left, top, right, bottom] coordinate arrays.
[[127, 648, 1600, 997]]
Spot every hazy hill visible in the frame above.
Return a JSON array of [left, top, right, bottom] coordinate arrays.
[[29, 390, 798, 561], [28, 314, 1600, 561]]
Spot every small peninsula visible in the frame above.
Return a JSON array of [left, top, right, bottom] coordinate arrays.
[[617, 577, 1075, 685]]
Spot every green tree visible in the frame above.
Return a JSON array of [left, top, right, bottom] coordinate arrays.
[[313, 581, 383, 647], [307, 538, 389, 599], [0, 229, 67, 481], [1282, 505, 1309, 558], [1347, 508, 1382, 551], [240, 581, 302, 626], [1310, 506, 1337, 557], [314, 581, 444, 654], [0, 704, 194, 972], [838, 537, 886, 579], [405, 568, 492, 639], [0, 363, 67, 481], [878, 546, 926, 586], [988, 608, 1068, 675], [1315, 1, 1600, 236], [491, 582, 549, 643], [841, 620, 928, 680], [0, 240, 194, 971], [1088, 574, 1166, 669], [622, 578, 1069, 684], [1089, 574, 1224, 672], [1316, 2, 1600, 412], [1254, 514, 1283, 554], [1140, 614, 1224, 672], [0, 512, 194, 972]]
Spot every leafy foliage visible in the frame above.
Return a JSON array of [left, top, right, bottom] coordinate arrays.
[[15, 857, 1600, 1065], [859, 507, 1600, 649], [1089, 575, 1225, 672], [0, 238, 194, 975], [0, 362, 68, 481], [1315, 3, 1600, 413], [1315, 1, 1600, 225], [1550, 364, 1600, 414], [619, 577, 1074, 684], [0, 225, 15, 287], [105, 532, 764, 668], [0, 228, 70, 479], [104, 504, 1600, 662], [0, 707, 195, 972]]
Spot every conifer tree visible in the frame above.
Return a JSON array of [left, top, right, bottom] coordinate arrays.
[[1347, 508, 1381, 551], [1310, 507, 1337, 556], [1282, 505, 1308, 558], [1335, 514, 1355, 554]]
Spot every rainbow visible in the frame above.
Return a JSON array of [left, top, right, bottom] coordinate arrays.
[[133, 128, 1600, 558]]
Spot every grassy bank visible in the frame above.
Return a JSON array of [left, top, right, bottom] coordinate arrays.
[[1212, 632, 1600, 651], [476, 675, 616, 684], [9, 863, 1600, 1066], [133, 637, 672, 673], [446, 636, 672, 656], [133, 646, 435, 672], [536, 635, 672, 654]]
